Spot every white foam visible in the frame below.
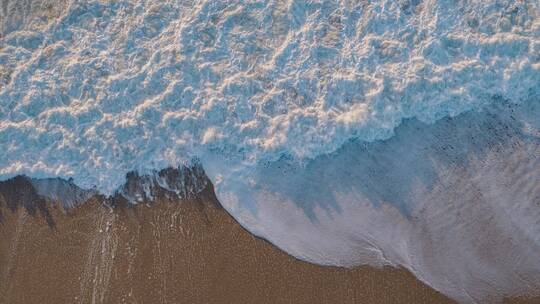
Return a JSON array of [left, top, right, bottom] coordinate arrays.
[[1, 1, 540, 302], [1, 0, 538, 193], [30, 177, 97, 207]]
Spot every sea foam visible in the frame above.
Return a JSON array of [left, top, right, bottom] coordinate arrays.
[[1, 0, 538, 192], [1, 0, 539, 302]]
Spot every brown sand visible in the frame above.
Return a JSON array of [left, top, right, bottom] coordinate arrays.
[[0, 185, 536, 304]]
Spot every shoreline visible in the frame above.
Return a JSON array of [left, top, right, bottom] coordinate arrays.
[[0, 181, 456, 304], [0, 180, 538, 303]]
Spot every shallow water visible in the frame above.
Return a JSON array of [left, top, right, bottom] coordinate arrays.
[[202, 101, 540, 303], [1, 0, 539, 302]]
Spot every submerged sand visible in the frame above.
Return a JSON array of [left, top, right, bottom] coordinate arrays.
[[0, 184, 537, 304]]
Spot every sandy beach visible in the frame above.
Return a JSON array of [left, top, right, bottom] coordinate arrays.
[[1, 181, 538, 304], [1, 1, 539, 303], [0, 182, 458, 304]]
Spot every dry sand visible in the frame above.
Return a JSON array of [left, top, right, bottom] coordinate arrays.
[[0, 184, 537, 304]]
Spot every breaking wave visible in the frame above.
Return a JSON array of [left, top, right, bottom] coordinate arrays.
[[1, 0, 538, 192], [1, 0, 539, 302]]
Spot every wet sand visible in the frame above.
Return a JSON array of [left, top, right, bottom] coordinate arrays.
[[0, 184, 537, 304]]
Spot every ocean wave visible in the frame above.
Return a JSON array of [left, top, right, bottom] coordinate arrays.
[[1, 1, 540, 302], [202, 100, 540, 303], [1, 99, 538, 303], [1, 0, 539, 193]]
